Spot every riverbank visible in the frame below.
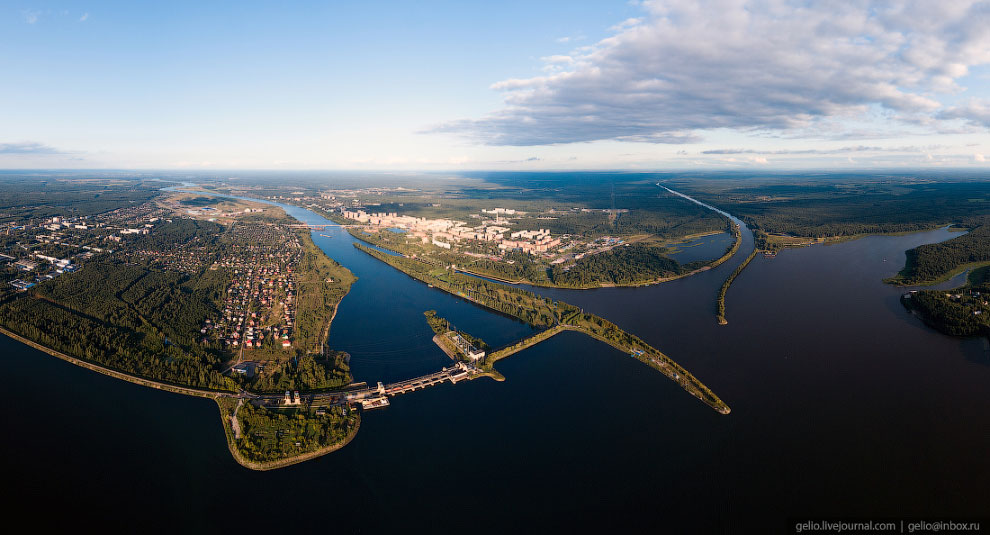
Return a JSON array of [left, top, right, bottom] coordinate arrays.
[[0, 326, 226, 399], [886, 260, 990, 287]]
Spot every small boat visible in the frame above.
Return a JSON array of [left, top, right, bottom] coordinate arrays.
[[320, 234, 332, 238]]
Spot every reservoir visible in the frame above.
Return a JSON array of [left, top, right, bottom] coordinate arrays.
[[2, 190, 988, 532]]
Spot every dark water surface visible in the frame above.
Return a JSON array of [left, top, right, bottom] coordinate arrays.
[[665, 231, 735, 263], [3, 193, 988, 533]]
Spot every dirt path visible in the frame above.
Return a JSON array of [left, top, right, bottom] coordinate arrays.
[[231, 399, 244, 439]]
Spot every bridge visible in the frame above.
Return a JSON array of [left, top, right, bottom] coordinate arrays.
[[287, 224, 334, 230], [383, 362, 471, 395], [246, 362, 477, 410]]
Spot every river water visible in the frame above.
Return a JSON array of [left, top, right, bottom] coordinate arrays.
[[3, 190, 988, 533]]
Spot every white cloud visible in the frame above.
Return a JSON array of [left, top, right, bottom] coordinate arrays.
[[0, 142, 65, 155], [702, 145, 944, 155], [940, 98, 990, 127], [541, 55, 574, 65], [80, 13, 89, 22], [433, 0, 990, 146], [976, 153, 987, 162], [608, 17, 643, 31], [22, 10, 41, 24]]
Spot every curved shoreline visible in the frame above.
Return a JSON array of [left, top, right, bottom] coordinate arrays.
[[886, 260, 990, 288], [217, 400, 361, 471], [0, 201, 363, 470], [361, 220, 744, 291], [0, 325, 228, 399]]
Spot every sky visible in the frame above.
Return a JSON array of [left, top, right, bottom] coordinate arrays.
[[1, 0, 989, 170]]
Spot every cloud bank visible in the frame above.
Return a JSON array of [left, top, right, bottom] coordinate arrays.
[[0, 142, 66, 155], [434, 0, 990, 146]]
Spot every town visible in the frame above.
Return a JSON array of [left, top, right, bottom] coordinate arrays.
[[0, 194, 314, 376], [340, 208, 562, 254], [204, 223, 304, 360]]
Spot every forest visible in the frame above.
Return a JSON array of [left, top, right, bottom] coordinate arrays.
[[674, 178, 990, 238], [902, 286, 990, 337], [0, 256, 236, 391], [248, 353, 352, 393], [892, 217, 990, 284], [549, 243, 687, 287], [0, 176, 162, 223], [234, 402, 357, 463]]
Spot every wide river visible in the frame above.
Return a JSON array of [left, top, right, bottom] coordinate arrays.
[[3, 191, 988, 532]]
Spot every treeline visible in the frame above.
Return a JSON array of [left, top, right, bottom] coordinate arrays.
[[895, 218, 990, 284]]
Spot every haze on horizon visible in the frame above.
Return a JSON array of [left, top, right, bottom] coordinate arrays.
[[2, 0, 990, 171]]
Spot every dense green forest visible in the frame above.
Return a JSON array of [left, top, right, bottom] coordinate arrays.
[[902, 286, 990, 337], [0, 257, 236, 390], [549, 243, 689, 287], [128, 218, 223, 251], [675, 179, 990, 238], [465, 253, 553, 284], [892, 217, 990, 284], [235, 403, 357, 463], [0, 176, 162, 223], [249, 353, 352, 393]]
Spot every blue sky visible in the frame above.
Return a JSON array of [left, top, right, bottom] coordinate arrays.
[[2, 1, 989, 170]]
